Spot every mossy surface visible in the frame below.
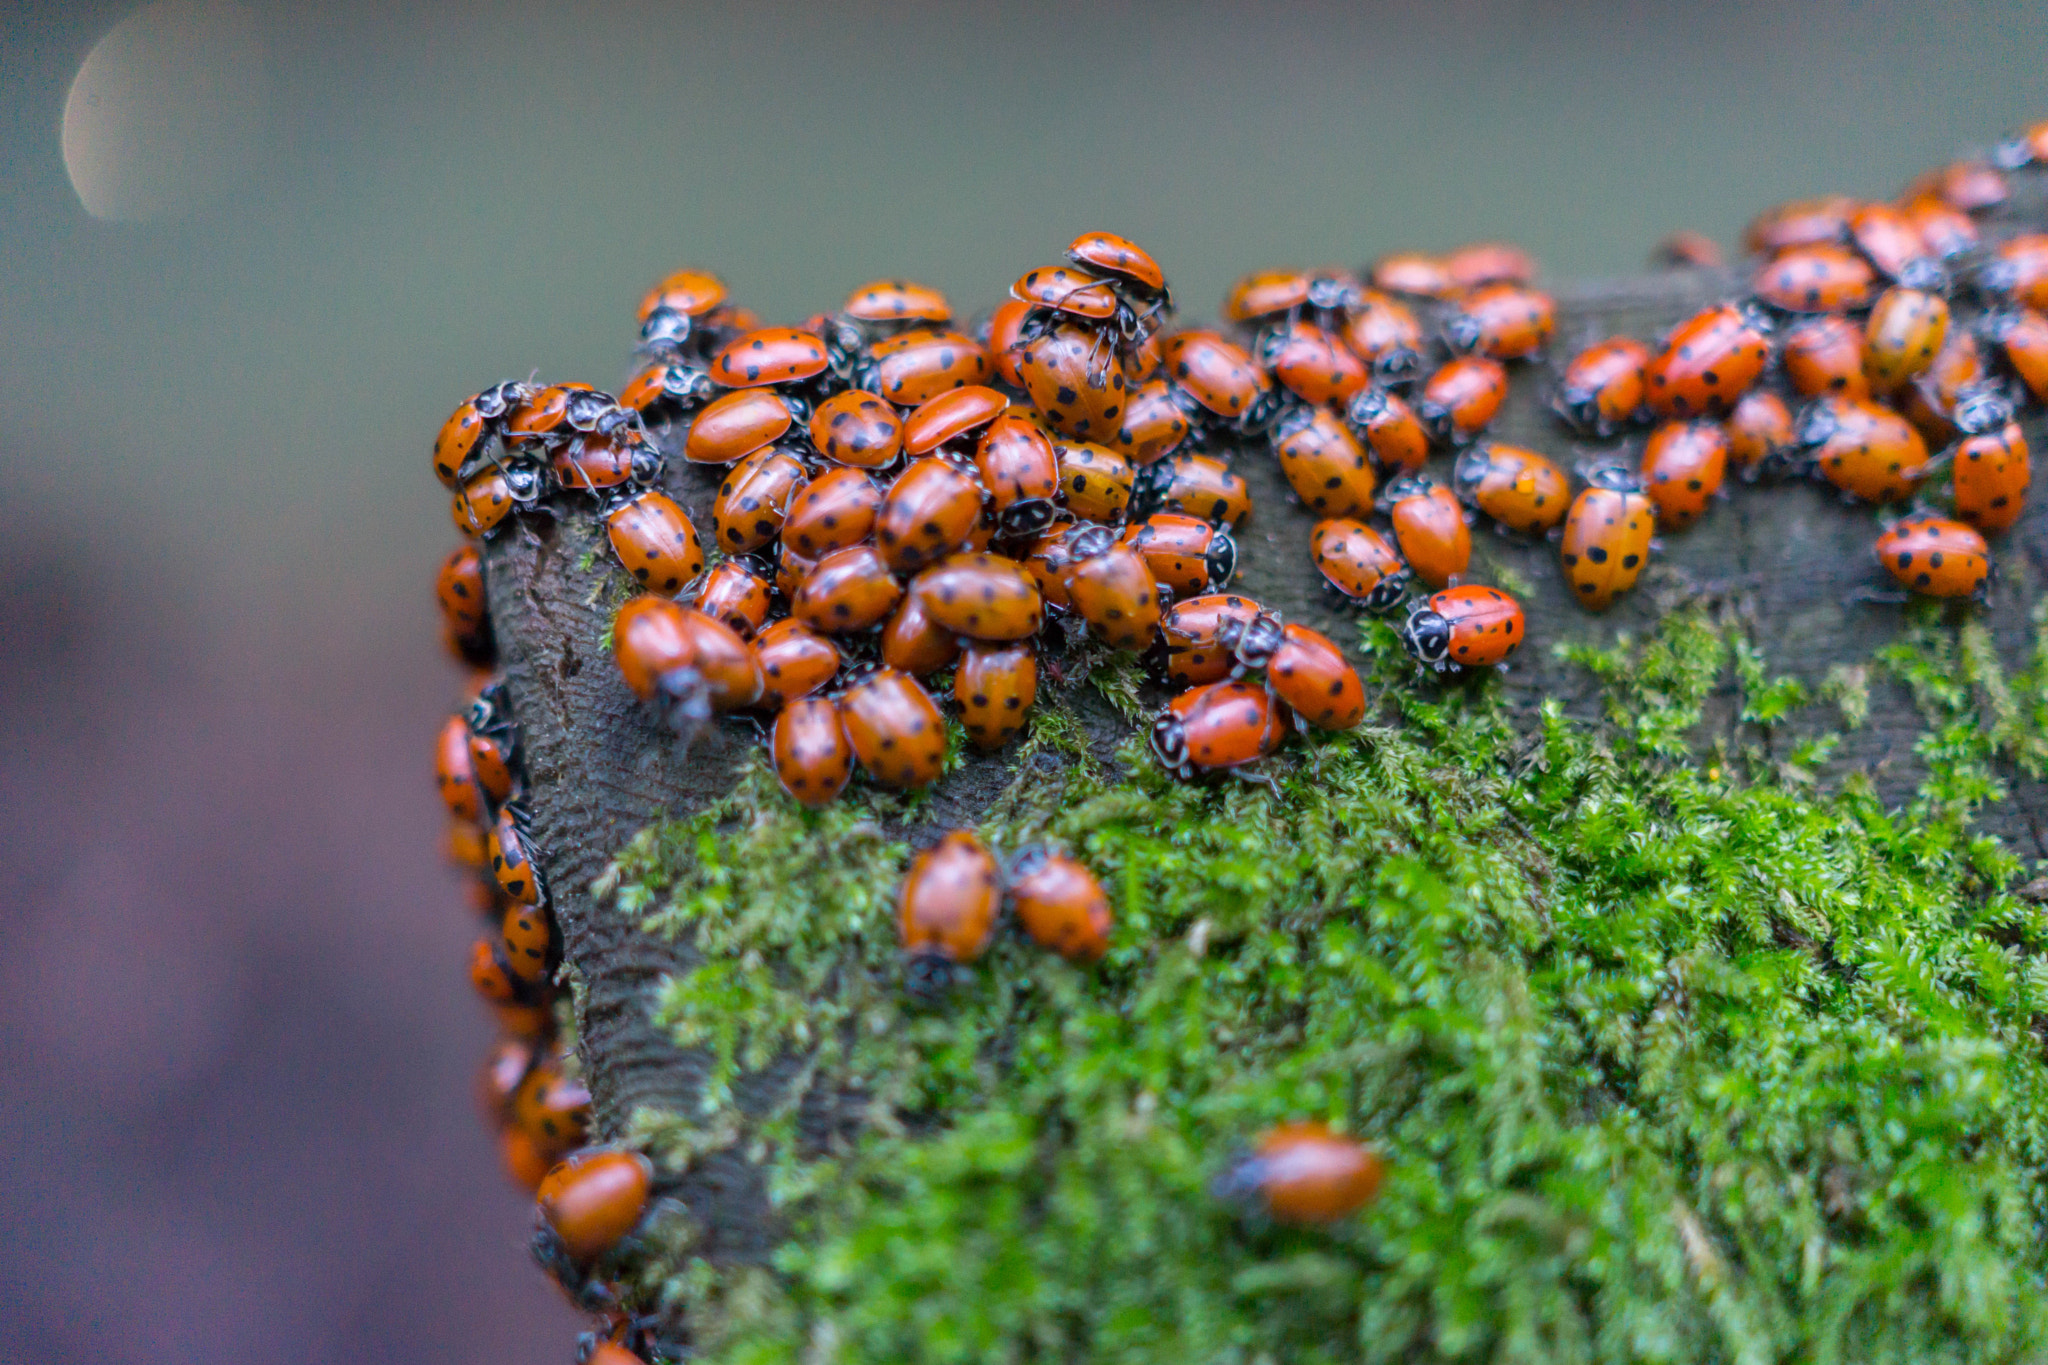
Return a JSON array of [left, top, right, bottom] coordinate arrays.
[[594, 602, 2048, 1365]]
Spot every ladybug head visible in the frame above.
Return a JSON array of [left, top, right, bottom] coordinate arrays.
[[997, 497, 1059, 541], [1148, 709, 1189, 773], [1398, 607, 1451, 666], [502, 463, 548, 505], [638, 306, 693, 353], [1306, 269, 1362, 314], [1065, 524, 1119, 562], [1451, 444, 1497, 496], [1379, 472, 1436, 508], [1006, 842, 1055, 882], [1345, 385, 1394, 429], [1128, 460, 1177, 520], [652, 666, 713, 745], [1217, 609, 1284, 670], [1897, 256, 1952, 296], [1583, 465, 1644, 495], [1441, 307, 1484, 355], [475, 379, 535, 421], [659, 360, 717, 408], [1951, 381, 2014, 435], [903, 950, 959, 1005], [1368, 344, 1422, 387], [1790, 398, 1843, 451], [1205, 530, 1239, 590]]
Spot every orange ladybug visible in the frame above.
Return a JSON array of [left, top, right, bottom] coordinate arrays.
[[1862, 286, 1951, 393], [1559, 469, 1655, 610], [860, 328, 992, 408], [1874, 515, 1990, 599], [1271, 406, 1375, 518], [791, 543, 906, 634], [1160, 593, 1265, 689], [712, 445, 805, 553], [1442, 282, 1554, 361], [1639, 420, 1730, 529], [1782, 315, 1871, 401], [1370, 251, 1453, 298], [689, 555, 774, 640], [899, 830, 1002, 995], [1261, 320, 1368, 407], [781, 466, 883, 559], [879, 593, 962, 677], [973, 410, 1061, 537], [1216, 1122, 1384, 1224], [1651, 231, 1723, 270], [955, 643, 1037, 750], [489, 802, 544, 906], [753, 619, 841, 708], [876, 456, 985, 572], [1056, 440, 1137, 524], [1644, 303, 1770, 418], [1452, 443, 1570, 534], [1344, 386, 1432, 473], [1443, 241, 1536, 289], [1380, 476, 1470, 588], [1552, 336, 1650, 436], [841, 278, 951, 327], [1399, 584, 1525, 673], [902, 385, 1009, 458], [612, 596, 763, 737], [808, 389, 904, 468], [1129, 452, 1252, 527], [637, 267, 726, 324], [451, 465, 529, 539], [1796, 397, 1929, 504], [1254, 620, 1366, 730], [837, 666, 947, 789], [1016, 321, 1128, 441], [1743, 196, 1854, 255], [509, 1057, 588, 1150], [1307, 518, 1411, 612], [1121, 513, 1237, 597], [1114, 378, 1195, 465], [772, 696, 853, 808], [533, 1147, 654, 1307], [1342, 290, 1426, 384], [908, 553, 1044, 641], [1160, 330, 1270, 425], [709, 328, 829, 389], [1984, 308, 2048, 406], [684, 388, 796, 466], [431, 380, 533, 488], [1005, 846, 1112, 961], [436, 713, 485, 822], [605, 489, 706, 595], [436, 544, 489, 640], [1416, 355, 1508, 444], [1150, 679, 1288, 779], [1752, 244, 1878, 313], [1724, 389, 1796, 477], [1951, 421, 2029, 534], [1063, 526, 1163, 651]]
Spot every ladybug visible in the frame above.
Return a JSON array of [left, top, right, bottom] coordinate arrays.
[[1343, 386, 1431, 473], [1724, 389, 1796, 476], [1984, 308, 2048, 405], [1369, 251, 1453, 299], [1160, 330, 1270, 426], [955, 643, 1038, 750], [808, 389, 904, 468], [469, 937, 531, 1007], [860, 328, 993, 408], [1056, 440, 1137, 525], [1012, 264, 1125, 326], [1066, 230, 1172, 309], [1130, 452, 1252, 527], [1559, 468, 1655, 610], [792, 544, 906, 634], [1016, 321, 1129, 441], [1019, 525, 1081, 611], [1951, 421, 2030, 534], [467, 725, 517, 808], [880, 592, 962, 677], [1399, 584, 1525, 672], [841, 278, 952, 327], [1639, 419, 1730, 529], [1222, 269, 1318, 324], [1380, 475, 1470, 588], [1223, 616, 1364, 731], [1796, 397, 1930, 503], [838, 665, 947, 789], [1308, 518, 1411, 612], [447, 820, 492, 874], [1904, 195, 1980, 261], [899, 830, 1001, 995], [551, 433, 653, 497], [1928, 160, 2008, 214], [1452, 442, 1570, 533], [1752, 245, 1877, 313], [688, 556, 774, 639], [1063, 525, 1163, 650], [1214, 1123, 1384, 1224], [532, 1148, 654, 1307], [436, 714, 485, 822], [501, 382, 591, 452], [1271, 406, 1376, 518], [903, 386, 1009, 458], [613, 596, 764, 737], [1552, 336, 1650, 436], [437, 545, 489, 639], [1874, 514, 1991, 599], [1259, 320, 1369, 406], [984, 298, 1035, 388], [510, 1059, 587, 1149], [432, 380, 533, 487], [1416, 355, 1508, 444], [876, 456, 985, 571], [909, 553, 1044, 641], [753, 618, 842, 707], [709, 328, 830, 388], [1149, 678, 1288, 779], [1342, 290, 1427, 385], [973, 410, 1062, 537], [1005, 846, 1111, 961], [1159, 593, 1264, 688], [1650, 231, 1723, 269], [684, 388, 797, 466], [489, 802, 544, 907], [772, 696, 854, 808], [1114, 378, 1194, 465], [1782, 314, 1871, 400], [1122, 513, 1237, 597], [1995, 119, 2048, 170], [1743, 196, 1855, 255], [1862, 286, 1950, 393], [452, 465, 536, 539], [1444, 241, 1536, 289], [1644, 303, 1770, 418], [781, 465, 883, 559], [478, 1039, 538, 1125], [1441, 282, 1554, 361], [637, 267, 727, 324], [1848, 202, 1939, 283], [713, 445, 806, 553]]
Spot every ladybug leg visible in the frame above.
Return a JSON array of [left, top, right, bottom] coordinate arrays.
[[1230, 763, 1282, 796]]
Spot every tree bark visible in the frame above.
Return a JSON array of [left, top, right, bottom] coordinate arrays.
[[481, 175, 2048, 1267]]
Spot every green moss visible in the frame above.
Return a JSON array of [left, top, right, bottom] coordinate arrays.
[[593, 605, 2048, 1364]]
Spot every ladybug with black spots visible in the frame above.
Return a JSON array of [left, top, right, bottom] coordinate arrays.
[[1150, 679, 1289, 782], [1398, 585, 1525, 673], [1873, 514, 1991, 600], [899, 830, 1002, 998]]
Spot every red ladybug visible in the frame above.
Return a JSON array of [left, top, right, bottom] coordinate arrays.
[[1752, 246, 1876, 313], [1005, 846, 1112, 961], [1271, 406, 1376, 518], [1862, 286, 1951, 393], [1984, 308, 2048, 406], [1951, 421, 2029, 534], [1308, 518, 1411, 612], [1215, 1123, 1385, 1224], [1013, 264, 1123, 324], [436, 545, 489, 641], [1905, 195, 1979, 262], [781, 466, 883, 559], [1783, 315, 1871, 401], [899, 830, 1001, 995], [1874, 514, 1991, 599], [684, 388, 797, 466], [1744, 196, 1853, 255], [509, 1056, 588, 1150], [489, 802, 545, 907], [713, 445, 806, 553], [1444, 241, 1536, 289], [613, 596, 764, 737], [973, 410, 1061, 537], [1121, 513, 1237, 597], [792, 543, 905, 634], [1344, 386, 1432, 473], [841, 278, 951, 327], [838, 666, 947, 789], [1639, 420, 1730, 530], [955, 643, 1038, 749], [1114, 378, 1194, 466], [1260, 320, 1368, 406], [876, 456, 985, 572], [1724, 390, 1796, 477], [1129, 452, 1252, 527], [1056, 440, 1138, 525], [880, 592, 962, 677], [1559, 469, 1655, 610], [1016, 321, 1129, 440], [1380, 476, 1470, 588], [688, 556, 774, 639], [808, 389, 904, 468], [532, 1148, 654, 1307], [902, 385, 1009, 458], [1452, 443, 1570, 534], [1796, 397, 1929, 504], [1150, 679, 1288, 779], [1369, 251, 1453, 298], [1442, 283, 1554, 361], [452, 465, 536, 539], [637, 267, 727, 324], [1848, 202, 1939, 283], [604, 489, 706, 595], [432, 380, 534, 488], [909, 553, 1044, 641], [1160, 331, 1270, 425], [1160, 593, 1265, 689], [1553, 336, 1650, 436], [985, 298, 1034, 388], [466, 719, 517, 808], [753, 618, 842, 707], [1218, 616, 1364, 730], [1343, 290, 1426, 385], [1399, 584, 1525, 672], [1223, 268, 1357, 325], [1416, 355, 1508, 444], [1644, 304, 1770, 418], [1063, 525, 1163, 650], [435, 714, 485, 822], [709, 328, 830, 388], [772, 696, 853, 807], [860, 328, 993, 408], [1067, 230, 1171, 308]]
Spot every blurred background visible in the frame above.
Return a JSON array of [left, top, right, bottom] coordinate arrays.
[[0, 1, 2042, 1360]]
